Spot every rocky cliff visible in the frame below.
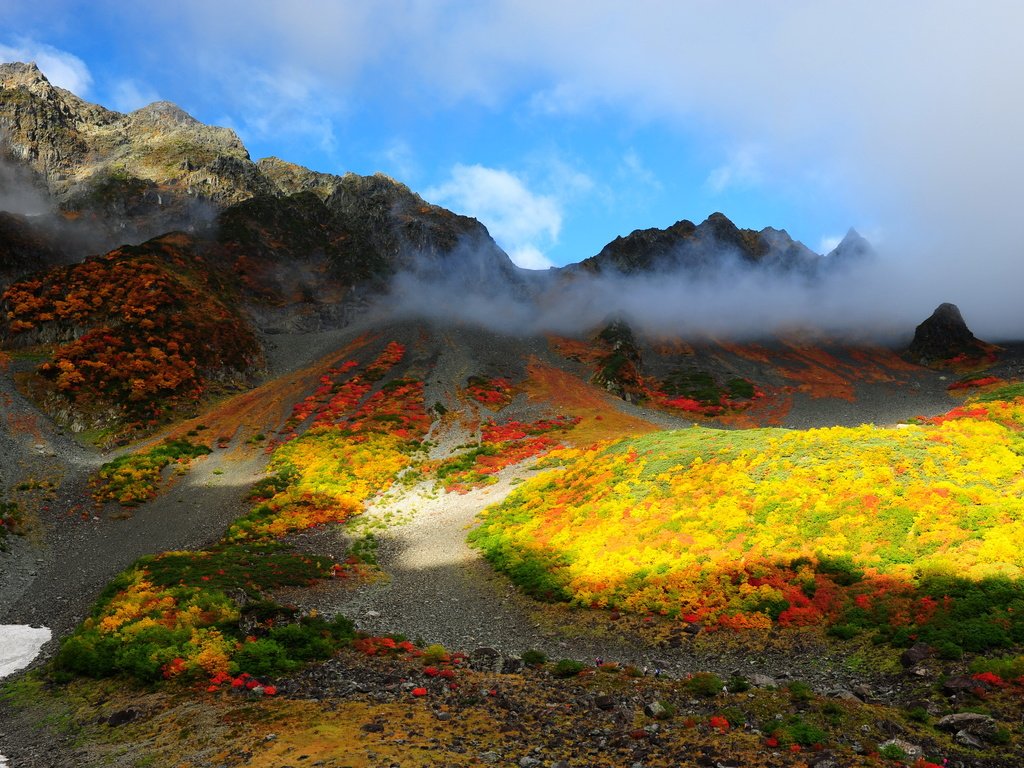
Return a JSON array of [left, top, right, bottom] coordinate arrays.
[[574, 212, 823, 276]]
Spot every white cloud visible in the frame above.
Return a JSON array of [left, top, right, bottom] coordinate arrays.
[[427, 163, 561, 270], [109, 78, 160, 112], [818, 235, 843, 255], [0, 39, 92, 95], [212, 64, 341, 156], [509, 244, 555, 270], [620, 148, 661, 192], [378, 139, 419, 182], [705, 145, 762, 194]]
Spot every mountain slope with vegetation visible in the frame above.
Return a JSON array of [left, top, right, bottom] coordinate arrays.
[[2, 62, 1024, 768]]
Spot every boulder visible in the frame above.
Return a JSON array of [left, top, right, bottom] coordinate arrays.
[[900, 641, 932, 667], [936, 712, 997, 737]]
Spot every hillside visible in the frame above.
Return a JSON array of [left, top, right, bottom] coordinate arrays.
[[2, 63, 1024, 768]]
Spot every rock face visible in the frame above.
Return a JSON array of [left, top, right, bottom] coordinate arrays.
[[573, 212, 822, 276], [908, 302, 983, 361]]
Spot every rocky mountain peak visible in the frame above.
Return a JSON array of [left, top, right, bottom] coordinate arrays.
[[576, 211, 821, 275], [827, 227, 873, 260], [908, 302, 984, 361], [129, 100, 200, 127], [0, 61, 50, 92]]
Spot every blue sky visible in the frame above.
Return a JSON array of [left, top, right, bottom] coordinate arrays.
[[2, 1, 1023, 279]]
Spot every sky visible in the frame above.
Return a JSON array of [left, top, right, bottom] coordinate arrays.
[[2, 1, 1024, 335]]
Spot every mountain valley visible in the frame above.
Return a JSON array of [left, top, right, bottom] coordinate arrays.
[[1, 62, 1024, 768]]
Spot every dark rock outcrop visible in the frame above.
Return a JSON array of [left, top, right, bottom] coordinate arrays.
[[573, 212, 820, 276], [908, 302, 984, 361]]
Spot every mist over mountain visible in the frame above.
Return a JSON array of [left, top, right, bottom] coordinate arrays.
[[0, 59, 1008, 345]]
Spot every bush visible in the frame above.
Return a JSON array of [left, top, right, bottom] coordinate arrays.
[[421, 644, 449, 664], [684, 672, 724, 697], [785, 717, 826, 747], [815, 554, 864, 586], [879, 743, 907, 759], [969, 655, 1024, 680], [726, 675, 750, 693], [53, 631, 119, 678], [521, 649, 547, 667], [552, 659, 587, 678], [787, 681, 814, 705], [827, 624, 860, 640], [233, 638, 297, 677]]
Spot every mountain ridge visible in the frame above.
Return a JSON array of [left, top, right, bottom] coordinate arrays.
[[0, 60, 846, 284]]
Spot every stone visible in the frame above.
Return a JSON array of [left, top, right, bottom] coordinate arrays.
[[900, 641, 932, 667], [594, 694, 616, 711], [955, 729, 986, 749], [469, 646, 501, 672], [908, 303, 984, 361], [747, 674, 777, 688], [941, 675, 979, 696], [518, 757, 541, 767], [479, 752, 500, 764], [808, 752, 840, 768], [105, 709, 139, 727], [936, 712, 997, 737], [643, 700, 669, 719], [501, 656, 524, 674]]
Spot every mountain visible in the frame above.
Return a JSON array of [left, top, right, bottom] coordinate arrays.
[[823, 227, 874, 267], [573, 212, 822, 276], [0, 61, 520, 289]]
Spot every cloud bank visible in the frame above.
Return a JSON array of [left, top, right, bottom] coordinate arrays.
[[427, 164, 561, 269]]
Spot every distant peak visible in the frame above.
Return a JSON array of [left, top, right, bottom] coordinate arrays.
[[0, 61, 51, 90], [131, 101, 198, 126]]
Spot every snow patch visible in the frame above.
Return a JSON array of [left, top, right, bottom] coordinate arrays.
[[0, 624, 51, 679], [0, 625, 50, 768]]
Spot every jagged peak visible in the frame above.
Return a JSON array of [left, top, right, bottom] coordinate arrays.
[[0, 61, 53, 92], [130, 100, 199, 126]]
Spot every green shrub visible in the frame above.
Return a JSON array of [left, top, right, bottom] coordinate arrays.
[[422, 644, 449, 664], [815, 553, 864, 586], [521, 649, 547, 667], [785, 717, 826, 747], [827, 624, 860, 640], [684, 672, 724, 697], [787, 681, 814, 705], [879, 743, 906, 759], [726, 675, 750, 693], [233, 638, 297, 677], [52, 631, 119, 678], [906, 706, 930, 724], [552, 659, 587, 678], [969, 655, 1024, 680]]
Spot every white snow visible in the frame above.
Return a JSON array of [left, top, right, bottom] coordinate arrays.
[[0, 624, 51, 679], [0, 624, 52, 768]]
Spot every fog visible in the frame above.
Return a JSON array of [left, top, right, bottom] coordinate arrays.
[[380, 234, 1015, 343]]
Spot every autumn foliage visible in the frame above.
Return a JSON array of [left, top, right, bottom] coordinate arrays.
[[55, 338, 429, 684], [0, 234, 262, 438], [472, 384, 1024, 651]]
